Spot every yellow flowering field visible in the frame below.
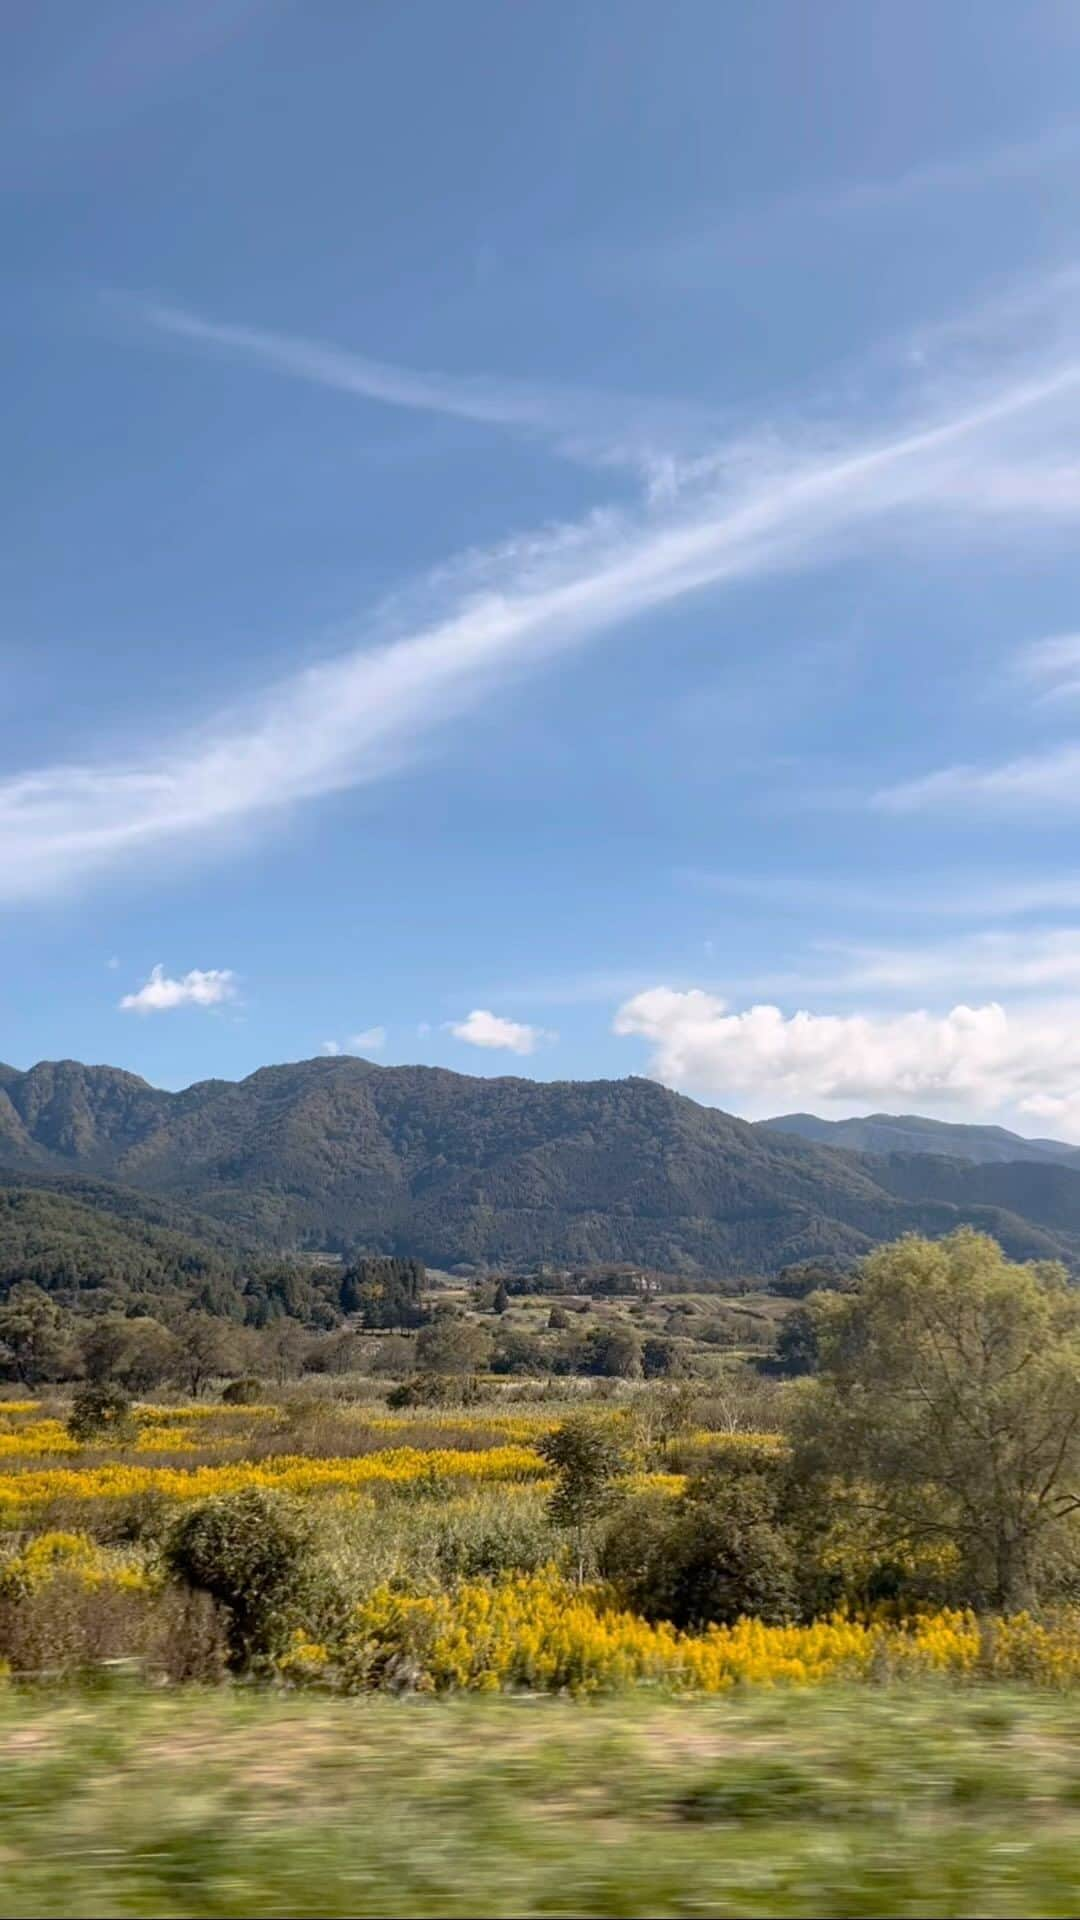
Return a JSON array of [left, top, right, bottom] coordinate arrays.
[[0, 1443, 549, 1514], [284, 1568, 1080, 1695]]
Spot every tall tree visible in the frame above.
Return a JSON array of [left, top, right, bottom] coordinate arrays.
[[793, 1230, 1080, 1610]]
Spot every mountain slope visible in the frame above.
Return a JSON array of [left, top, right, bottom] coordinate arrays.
[[765, 1110, 1080, 1169], [0, 1058, 1077, 1275]]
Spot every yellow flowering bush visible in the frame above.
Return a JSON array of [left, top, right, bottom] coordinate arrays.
[[280, 1569, 1080, 1696], [0, 1530, 154, 1596], [0, 1421, 79, 1457], [0, 1444, 548, 1515]]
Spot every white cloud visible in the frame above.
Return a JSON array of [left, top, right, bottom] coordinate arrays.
[[738, 928, 1080, 1003], [1017, 631, 1080, 702], [348, 1026, 385, 1053], [876, 742, 1080, 816], [637, 128, 1080, 286], [11, 292, 1080, 901], [320, 1028, 386, 1056], [134, 300, 695, 481], [613, 984, 1080, 1135], [448, 1009, 553, 1055], [120, 963, 238, 1014]]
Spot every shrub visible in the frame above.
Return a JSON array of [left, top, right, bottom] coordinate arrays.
[[581, 1326, 642, 1379], [539, 1416, 626, 1533], [601, 1457, 797, 1628], [386, 1372, 482, 1409], [221, 1376, 265, 1406], [163, 1487, 317, 1672], [67, 1383, 136, 1446]]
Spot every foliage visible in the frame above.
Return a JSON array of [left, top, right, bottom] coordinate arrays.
[[289, 1566, 1080, 1696], [9, 1055, 1080, 1277], [770, 1303, 819, 1376], [415, 1316, 493, 1376], [793, 1230, 1080, 1610], [164, 1487, 317, 1670], [580, 1324, 643, 1378], [539, 1415, 626, 1533], [221, 1376, 265, 1406], [601, 1456, 797, 1627], [341, 1256, 427, 1329], [0, 1284, 70, 1385], [386, 1372, 480, 1409], [67, 1382, 136, 1445], [7, 1690, 1080, 1917]]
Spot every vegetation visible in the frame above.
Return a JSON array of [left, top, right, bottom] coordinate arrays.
[[0, 1222, 1078, 1913], [3, 1055, 1079, 1272], [164, 1487, 318, 1670], [0, 1689, 1079, 1916], [792, 1232, 1080, 1610]]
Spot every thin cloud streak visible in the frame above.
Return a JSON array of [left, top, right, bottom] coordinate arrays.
[[134, 299, 703, 480], [9, 326, 1080, 901], [641, 124, 1080, 285], [877, 742, 1080, 815]]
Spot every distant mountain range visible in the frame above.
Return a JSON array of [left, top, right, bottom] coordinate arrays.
[[1, 1057, 1079, 1277], [765, 1111, 1080, 1169]]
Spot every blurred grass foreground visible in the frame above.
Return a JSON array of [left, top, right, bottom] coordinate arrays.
[[1, 1685, 1079, 1918]]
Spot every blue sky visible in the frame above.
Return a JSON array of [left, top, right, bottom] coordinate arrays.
[[9, 1, 1080, 1135]]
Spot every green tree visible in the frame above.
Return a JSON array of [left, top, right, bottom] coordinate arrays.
[[539, 1414, 626, 1577], [341, 1257, 427, 1329], [492, 1280, 510, 1315], [582, 1324, 642, 1379], [415, 1317, 493, 1377], [793, 1230, 1080, 1611], [172, 1312, 245, 1398], [164, 1487, 316, 1671], [67, 1381, 135, 1445], [0, 1285, 70, 1386], [601, 1455, 796, 1627], [771, 1303, 819, 1377]]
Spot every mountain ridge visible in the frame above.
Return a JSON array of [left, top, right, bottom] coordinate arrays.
[[765, 1110, 1080, 1169], [1, 1057, 1078, 1275]]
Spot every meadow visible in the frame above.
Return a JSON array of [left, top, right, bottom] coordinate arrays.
[[0, 1383, 1078, 1692], [3, 1229, 1080, 1919]]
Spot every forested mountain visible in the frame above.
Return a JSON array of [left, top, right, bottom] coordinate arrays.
[[1, 1056, 1079, 1276], [0, 1173, 337, 1322], [765, 1110, 1080, 1169]]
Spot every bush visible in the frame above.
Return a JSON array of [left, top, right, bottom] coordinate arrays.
[[163, 1487, 317, 1672], [221, 1376, 265, 1406], [67, 1383, 135, 1446], [581, 1326, 642, 1379], [539, 1415, 626, 1531], [601, 1458, 796, 1628], [386, 1372, 482, 1409]]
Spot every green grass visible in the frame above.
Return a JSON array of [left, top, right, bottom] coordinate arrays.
[[0, 1685, 1078, 1916]]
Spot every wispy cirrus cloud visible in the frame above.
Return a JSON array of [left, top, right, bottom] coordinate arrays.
[[10, 292, 1080, 903], [119, 963, 238, 1013], [637, 124, 1080, 287], [1016, 631, 1080, 701], [876, 742, 1080, 816], [131, 299, 704, 482]]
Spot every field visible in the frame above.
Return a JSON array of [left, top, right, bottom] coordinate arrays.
[[2, 1687, 1079, 1917], [2, 1343, 1080, 1917]]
